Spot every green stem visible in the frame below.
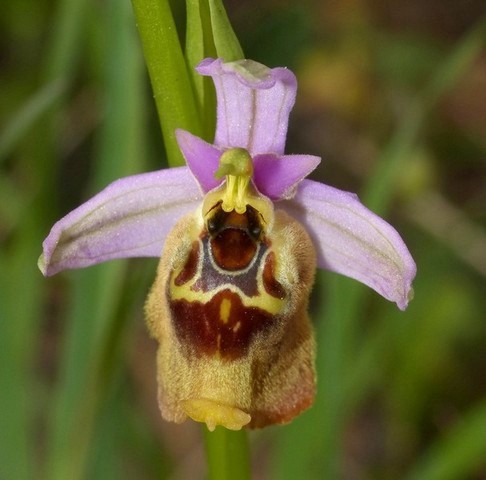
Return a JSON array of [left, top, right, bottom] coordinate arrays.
[[130, 0, 202, 167], [204, 428, 251, 480]]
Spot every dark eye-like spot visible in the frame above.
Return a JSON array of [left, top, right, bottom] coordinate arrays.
[[207, 218, 218, 235], [249, 224, 261, 240], [206, 205, 228, 236], [246, 205, 263, 240], [205, 203, 265, 243]]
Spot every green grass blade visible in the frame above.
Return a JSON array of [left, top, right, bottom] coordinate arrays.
[[271, 273, 361, 479], [0, 175, 23, 232], [0, 79, 65, 164], [45, 265, 127, 480], [185, 0, 211, 104], [319, 21, 485, 476], [131, 0, 202, 167], [338, 17, 486, 451], [207, 0, 244, 61], [0, 0, 93, 474], [185, 0, 217, 141], [44, 1, 147, 478], [0, 224, 45, 480], [405, 402, 486, 480], [44, 0, 91, 83], [363, 19, 485, 214]]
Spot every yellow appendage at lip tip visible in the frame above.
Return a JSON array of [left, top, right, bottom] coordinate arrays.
[[183, 398, 251, 431], [215, 148, 253, 214]]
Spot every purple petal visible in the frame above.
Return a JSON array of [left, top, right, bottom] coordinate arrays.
[[176, 129, 223, 193], [196, 58, 297, 156], [39, 167, 201, 276], [281, 179, 416, 310], [253, 153, 321, 200]]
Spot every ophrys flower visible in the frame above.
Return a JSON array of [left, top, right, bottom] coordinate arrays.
[[39, 58, 416, 430]]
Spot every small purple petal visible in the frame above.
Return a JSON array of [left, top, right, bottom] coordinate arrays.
[[39, 167, 201, 276], [175, 129, 223, 193], [253, 153, 321, 200], [197, 58, 297, 156], [281, 179, 416, 310]]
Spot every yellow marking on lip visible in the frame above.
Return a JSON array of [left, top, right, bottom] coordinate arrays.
[[170, 246, 286, 315], [220, 298, 232, 324], [233, 321, 241, 332]]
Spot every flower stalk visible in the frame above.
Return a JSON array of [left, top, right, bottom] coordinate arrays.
[[204, 428, 251, 480], [130, 0, 202, 166]]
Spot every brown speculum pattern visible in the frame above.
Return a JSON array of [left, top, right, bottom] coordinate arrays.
[[169, 203, 287, 361]]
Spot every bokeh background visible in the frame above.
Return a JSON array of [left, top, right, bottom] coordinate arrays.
[[1, 0, 485, 478]]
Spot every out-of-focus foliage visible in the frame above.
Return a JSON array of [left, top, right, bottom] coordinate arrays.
[[0, 0, 484, 478]]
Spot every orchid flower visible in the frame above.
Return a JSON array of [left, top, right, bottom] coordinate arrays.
[[39, 58, 416, 431]]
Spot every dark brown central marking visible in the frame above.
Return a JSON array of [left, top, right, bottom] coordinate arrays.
[[170, 289, 277, 360], [211, 229, 256, 271], [206, 204, 262, 272]]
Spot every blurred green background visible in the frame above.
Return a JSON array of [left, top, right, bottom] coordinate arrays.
[[1, 0, 485, 478]]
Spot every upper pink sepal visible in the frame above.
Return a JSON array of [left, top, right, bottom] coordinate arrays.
[[196, 58, 297, 156]]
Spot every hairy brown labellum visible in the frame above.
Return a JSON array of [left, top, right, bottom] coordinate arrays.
[[145, 192, 316, 430]]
